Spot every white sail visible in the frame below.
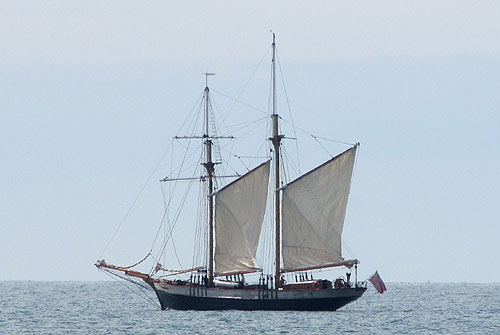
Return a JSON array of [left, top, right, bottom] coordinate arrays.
[[214, 160, 270, 275], [281, 147, 357, 272]]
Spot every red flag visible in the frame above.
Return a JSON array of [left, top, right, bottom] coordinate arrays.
[[368, 271, 387, 294]]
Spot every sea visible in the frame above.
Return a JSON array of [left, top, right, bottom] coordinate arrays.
[[1, 282, 498, 334]]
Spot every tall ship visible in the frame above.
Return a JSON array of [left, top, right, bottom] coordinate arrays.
[[96, 35, 367, 310]]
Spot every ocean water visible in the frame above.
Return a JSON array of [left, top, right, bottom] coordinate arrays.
[[0, 282, 498, 334]]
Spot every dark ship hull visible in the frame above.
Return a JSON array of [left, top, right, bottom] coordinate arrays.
[[151, 281, 366, 311]]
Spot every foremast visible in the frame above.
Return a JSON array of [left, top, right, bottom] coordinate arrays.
[[202, 73, 216, 286]]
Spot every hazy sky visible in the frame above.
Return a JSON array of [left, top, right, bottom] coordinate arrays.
[[1, 1, 499, 282]]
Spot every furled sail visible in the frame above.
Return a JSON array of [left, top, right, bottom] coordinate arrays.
[[281, 146, 357, 272], [214, 160, 270, 276]]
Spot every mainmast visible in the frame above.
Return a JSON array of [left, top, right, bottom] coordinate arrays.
[[202, 72, 216, 286], [270, 34, 283, 289]]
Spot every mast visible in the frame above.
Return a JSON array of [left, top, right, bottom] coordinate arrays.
[[270, 34, 282, 289], [202, 72, 215, 286]]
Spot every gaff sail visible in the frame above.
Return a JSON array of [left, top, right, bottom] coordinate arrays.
[[214, 160, 270, 275], [281, 146, 357, 272]]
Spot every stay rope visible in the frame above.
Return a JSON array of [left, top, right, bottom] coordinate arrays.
[[99, 268, 160, 309], [99, 141, 173, 259], [123, 252, 152, 269]]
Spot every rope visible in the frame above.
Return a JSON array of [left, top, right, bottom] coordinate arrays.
[[170, 234, 183, 269], [219, 45, 271, 123], [176, 94, 203, 137], [279, 117, 355, 146], [219, 116, 267, 134], [340, 143, 361, 261], [312, 135, 334, 158], [123, 252, 152, 269], [148, 133, 200, 260], [212, 89, 268, 116], [151, 171, 196, 274], [234, 155, 250, 172], [276, 47, 301, 174], [100, 268, 160, 309], [99, 140, 173, 258], [311, 134, 355, 146]]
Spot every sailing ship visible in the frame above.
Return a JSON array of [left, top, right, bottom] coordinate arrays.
[[96, 35, 367, 311]]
